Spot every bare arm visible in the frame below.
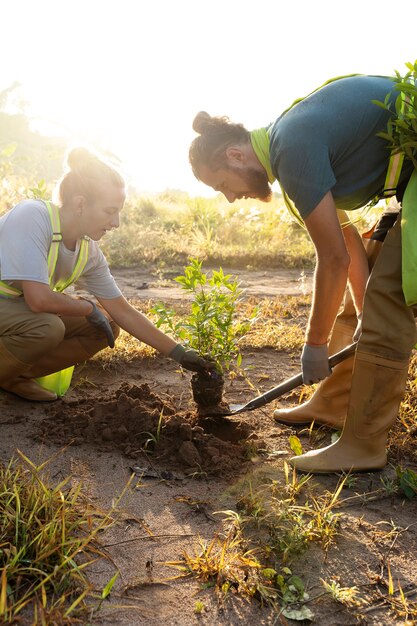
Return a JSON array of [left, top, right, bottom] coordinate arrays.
[[22, 281, 94, 316], [337, 210, 369, 315], [303, 192, 350, 345], [22, 283, 186, 358], [98, 295, 177, 355]]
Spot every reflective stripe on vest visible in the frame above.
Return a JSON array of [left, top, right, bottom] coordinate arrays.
[[0, 201, 89, 297]]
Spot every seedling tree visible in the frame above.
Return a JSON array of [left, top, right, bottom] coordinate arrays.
[[152, 258, 251, 373]]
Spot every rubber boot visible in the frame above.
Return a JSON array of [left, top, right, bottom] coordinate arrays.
[[289, 351, 409, 473], [0, 340, 57, 402], [273, 320, 355, 429]]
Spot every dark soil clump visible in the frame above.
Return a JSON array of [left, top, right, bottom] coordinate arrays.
[[191, 370, 231, 417], [34, 382, 255, 475]]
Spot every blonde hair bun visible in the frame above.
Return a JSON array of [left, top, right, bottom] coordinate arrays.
[[66, 147, 98, 171]]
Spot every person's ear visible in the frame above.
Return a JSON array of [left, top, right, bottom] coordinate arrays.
[[72, 195, 86, 216], [225, 146, 245, 165]]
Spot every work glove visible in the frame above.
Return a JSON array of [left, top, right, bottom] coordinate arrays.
[[85, 300, 115, 348], [301, 343, 331, 385], [169, 344, 215, 374], [353, 312, 363, 342]]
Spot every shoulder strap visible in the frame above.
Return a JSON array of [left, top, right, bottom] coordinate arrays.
[[44, 201, 90, 292], [52, 238, 89, 292], [0, 201, 89, 297], [45, 200, 63, 279]]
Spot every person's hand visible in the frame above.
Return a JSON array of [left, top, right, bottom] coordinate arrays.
[[301, 343, 331, 384], [353, 312, 363, 342], [169, 345, 215, 374], [85, 300, 115, 348]]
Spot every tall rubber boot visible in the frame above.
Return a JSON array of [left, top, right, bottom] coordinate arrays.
[[0, 340, 57, 402], [273, 320, 355, 429], [289, 351, 409, 473]]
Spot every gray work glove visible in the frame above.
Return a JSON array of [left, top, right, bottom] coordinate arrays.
[[85, 300, 115, 348], [301, 343, 331, 385], [169, 345, 215, 374], [353, 312, 363, 342]]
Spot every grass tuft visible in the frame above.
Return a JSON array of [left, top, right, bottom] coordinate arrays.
[[0, 451, 129, 624]]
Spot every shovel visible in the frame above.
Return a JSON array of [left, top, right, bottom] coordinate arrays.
[[206, 342, 357, 417]]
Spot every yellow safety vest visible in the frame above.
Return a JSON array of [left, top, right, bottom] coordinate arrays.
[[0, 201, 89, 297]]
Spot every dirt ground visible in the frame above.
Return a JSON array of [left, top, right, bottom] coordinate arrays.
[[1, 267, 417, 626]]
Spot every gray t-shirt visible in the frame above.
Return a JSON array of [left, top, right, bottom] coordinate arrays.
[[268, 75, 414, 219], [0, 199, 122, 299]]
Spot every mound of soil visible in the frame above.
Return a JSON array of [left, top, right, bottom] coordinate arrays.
[[35, 382, 255, 475]]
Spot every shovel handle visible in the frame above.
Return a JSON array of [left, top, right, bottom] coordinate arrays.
[[244, 342, 357, 411]]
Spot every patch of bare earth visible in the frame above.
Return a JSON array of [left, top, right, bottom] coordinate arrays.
[[1, 268, 417, 625]]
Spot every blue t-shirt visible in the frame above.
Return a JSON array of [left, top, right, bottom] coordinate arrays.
[[268, 75, 414, 219]]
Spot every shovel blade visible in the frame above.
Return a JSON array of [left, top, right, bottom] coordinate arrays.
[[228, 403, 247, 414], [202, 403, 246, 418]]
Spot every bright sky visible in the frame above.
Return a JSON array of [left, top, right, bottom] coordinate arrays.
[[1, 0, 416, 196]]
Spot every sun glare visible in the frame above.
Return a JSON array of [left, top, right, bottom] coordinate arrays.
[[1, 0, 417, 194]]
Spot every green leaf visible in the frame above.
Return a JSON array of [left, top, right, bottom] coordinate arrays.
[[289, 435, 303, 456], [282, 605, 314, 621], [101, 571, 119, 599], [396, 467, 417, 499]]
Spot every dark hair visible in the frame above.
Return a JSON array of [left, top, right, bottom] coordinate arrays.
[[55, 147, 125, 205], [189, 111, 250, 178]]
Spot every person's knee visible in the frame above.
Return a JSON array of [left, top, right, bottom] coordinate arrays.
[[5, 313, 66, 363], [39, 314, 66, 350], [78, 321, 121, 357]]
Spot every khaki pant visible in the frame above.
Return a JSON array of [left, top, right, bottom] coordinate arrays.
[[0, 297, 119, 366], [359, 215, 417, 361]]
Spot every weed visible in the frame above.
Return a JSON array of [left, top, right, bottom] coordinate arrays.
[[141, 409, 165, 452], [320, 578, 364, 607], [395, 466, 417, 499], [194, 600, 205, 614], [0, 451, 132, 623]]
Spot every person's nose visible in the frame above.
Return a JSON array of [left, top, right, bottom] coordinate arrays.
[[223, 190, 236, 203], [110, 213, 120, 229]]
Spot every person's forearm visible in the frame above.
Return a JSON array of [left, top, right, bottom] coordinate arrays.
[[123, 311, 177, 355], [22, 281, 93, 316], [100, 297, 177, 355], [306, 257, 349, 345], [342, 223, 369, 314]]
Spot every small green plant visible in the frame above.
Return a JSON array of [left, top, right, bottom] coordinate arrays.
[[152, 258, 254, 372], [141, 409, 165, 452], [194, 600, 205, 614], [395, 466, 417, 499], [320, 578, 364, 607], [28, 178, 49, 200]]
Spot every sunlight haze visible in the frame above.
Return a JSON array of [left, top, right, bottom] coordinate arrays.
[[2, 0, 417, 195]]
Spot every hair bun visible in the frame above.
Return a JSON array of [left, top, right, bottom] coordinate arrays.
[[192, 111, 213, 135], [66, 147, 97, 171]]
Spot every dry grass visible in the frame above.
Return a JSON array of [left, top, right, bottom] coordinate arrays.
[[0, 452, 133, 624]]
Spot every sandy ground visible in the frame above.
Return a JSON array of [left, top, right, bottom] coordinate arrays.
[[1, 267, 417, 625]]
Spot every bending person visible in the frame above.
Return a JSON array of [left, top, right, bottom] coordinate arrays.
[[188, 73, 416, 473]]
